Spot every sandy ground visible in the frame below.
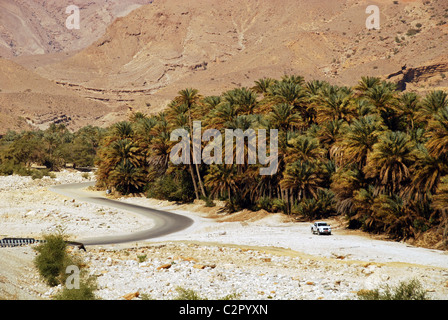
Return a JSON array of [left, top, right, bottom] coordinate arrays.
[[1, 171, 448, 300]]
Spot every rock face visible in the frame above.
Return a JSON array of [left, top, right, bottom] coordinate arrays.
[[1, 0, 448, 133], [0, 58, 110, 134], [387, 59, 448, 91], [0, 0, 154, 58], [35, 0, 448, 112]]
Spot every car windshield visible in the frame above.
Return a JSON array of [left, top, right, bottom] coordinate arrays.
[[317, 223, 328, 226]]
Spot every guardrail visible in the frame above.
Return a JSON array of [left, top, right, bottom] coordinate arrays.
[[0, 237, 86, 251]]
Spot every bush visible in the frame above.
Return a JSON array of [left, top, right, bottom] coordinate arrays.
[[357, 279, 429, 300], [255, 196, 274, 212], [147, 174, 195, 203], [52, 276, 98, 300], [292, 189, 335, 220], [34, 233, 80, 287], [406, 28, 421, 36], [174, 287, 205, 300]]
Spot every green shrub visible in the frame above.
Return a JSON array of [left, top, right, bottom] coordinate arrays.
[[34, 233, 79, 287], [147, 174, 195, 203], [174, 287, 205, 300], [256, 197, 274, 212], [292, 189, 335, 220], [52, 276, 98, 300], [357, 279, 429, 300], [406, 28, 421, 36]]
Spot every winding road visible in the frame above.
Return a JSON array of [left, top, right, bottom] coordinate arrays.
[[49, 182, 194, 246]]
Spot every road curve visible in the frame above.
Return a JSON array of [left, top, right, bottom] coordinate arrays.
[[49, 182, 194, 246]]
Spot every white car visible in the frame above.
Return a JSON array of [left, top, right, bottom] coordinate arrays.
[[311, 222, 332, 235]]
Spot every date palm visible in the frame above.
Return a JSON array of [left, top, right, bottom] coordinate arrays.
[[315, 89, 356, 124], [338, 115, 384, 169], [425, 106, 448, 163], [174, 88, 207, 199], [420, 90, 448, 119], [354, 76, 381, 95], [110, 160, 147, 195], [204, 164, 239, 201], [252, 78, 277, 96], [364, 131, 417, 195], [397, 92, 421, 130], [280, 160, 323, 202]]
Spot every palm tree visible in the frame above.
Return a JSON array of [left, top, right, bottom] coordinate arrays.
[[420, 90, 448, 119], [364, 131, 417, 195], [268, 103, 303, 148], [315, 89, 355, 124], [285, 135, 325, 164], [338, 115, 384, 168], [110, 160, 147, 195], [113, 121, 134, 139], [317, 119, 345, 161], [354, 76, 381, 95], [204, 164, 239, 201], [425, 106, 448, 163], [397, 92, 421, 130], [251, 78, 277, 96], [364, 81, 403, 131], [222, 87, 259, 115], [280, 160, 323, 203], [175, 88, 207, 199], [406, 145, 446, 200]]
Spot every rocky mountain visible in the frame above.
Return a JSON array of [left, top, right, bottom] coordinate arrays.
[[0, 0, 153, 58], [1, 0, 448, 132], [35, 0, 448, 113], [0, 57, 111, 134]]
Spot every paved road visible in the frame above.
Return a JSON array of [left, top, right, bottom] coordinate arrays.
[[49, 182, 194, 246]]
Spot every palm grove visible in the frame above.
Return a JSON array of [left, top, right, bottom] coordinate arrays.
[[1, 75, 448, 245]]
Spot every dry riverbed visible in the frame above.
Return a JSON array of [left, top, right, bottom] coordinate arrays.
[[0, 171, 447, 300]]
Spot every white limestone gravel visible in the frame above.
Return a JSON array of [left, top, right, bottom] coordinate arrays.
[[1, 172, 448, 300]]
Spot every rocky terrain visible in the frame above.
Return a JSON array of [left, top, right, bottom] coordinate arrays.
[[0, 172, 447, 300], [0, 0, 154, 58], [0, 0, 447, 133]]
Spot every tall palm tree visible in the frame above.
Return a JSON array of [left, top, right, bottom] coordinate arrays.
[[420, 90, 448, 119], [315, 89, 356, 124], [222, 87, 259, 115], [268, 103, 303, 149], [175, 88, 207, 199], [280, 160, 323, 203], [354, 76, 381, 95], [110, 160, 147, 195], [425, 106, 448, 163], [397, 92, 421, 130], [251, 78, 277, 96], [204, 164, 239, 201], [285, 135, 324, 164], [338, 115, 384, 168], [364, 131, 417, 195], [406, 144, 446, 200]]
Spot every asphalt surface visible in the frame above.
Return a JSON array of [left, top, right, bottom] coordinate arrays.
[[49, 182, 194, 246]]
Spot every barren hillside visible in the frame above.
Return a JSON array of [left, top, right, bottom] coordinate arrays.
[[1, 0, 448, 132], [0, 0, 154, 58], [0, 58, 112, 134], [35, 0, 448, 114]]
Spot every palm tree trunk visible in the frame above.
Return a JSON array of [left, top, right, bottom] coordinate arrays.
[[195, 163, 207, 198], [189, 164, 200, 200]]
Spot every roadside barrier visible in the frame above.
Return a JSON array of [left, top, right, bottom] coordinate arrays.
[[0, 237, 86, 251]]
